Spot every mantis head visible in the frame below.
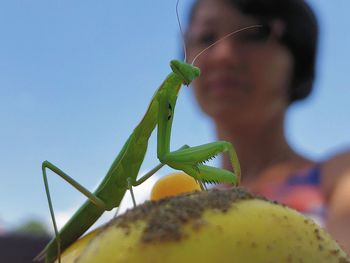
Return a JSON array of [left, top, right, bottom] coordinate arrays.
[[170, 60, 200, 86]]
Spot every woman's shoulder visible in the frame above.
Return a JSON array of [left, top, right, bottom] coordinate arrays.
[[320, 148, 350, 199], [323, 148, 350, 166], [321, 149, 350, 252]]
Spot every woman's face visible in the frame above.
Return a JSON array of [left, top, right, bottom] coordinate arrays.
[[186, 0, 294, 126]]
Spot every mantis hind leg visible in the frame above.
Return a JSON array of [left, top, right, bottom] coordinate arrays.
[[160, 141, 241, 185], [41, 161, 108, 263]]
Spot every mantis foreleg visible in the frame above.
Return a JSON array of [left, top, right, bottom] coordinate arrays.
[[133, 145, 191, 186], [160, 141, 241, 185], [156, 74, 240, 186]]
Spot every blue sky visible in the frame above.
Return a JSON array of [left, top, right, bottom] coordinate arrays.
[[0, 0, 349, 232]]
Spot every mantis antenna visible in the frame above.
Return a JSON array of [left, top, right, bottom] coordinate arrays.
[[176, 0, 187, 63], [191, 25, 263, 66]]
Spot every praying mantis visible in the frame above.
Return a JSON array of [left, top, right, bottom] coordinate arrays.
[[34, 4, 264, 263], [36, 59, 240, 263]]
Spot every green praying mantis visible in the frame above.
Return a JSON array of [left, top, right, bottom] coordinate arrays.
[[36, 59, 240, 263], [35, 4, 263, 262]]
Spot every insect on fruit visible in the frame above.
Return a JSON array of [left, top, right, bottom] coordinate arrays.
[[35, 2, 266, 262]]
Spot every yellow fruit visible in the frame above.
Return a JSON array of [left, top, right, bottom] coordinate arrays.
[[150, 172, 202, 201], [56, 228, 101, 262], [56, 188, 349, 263]]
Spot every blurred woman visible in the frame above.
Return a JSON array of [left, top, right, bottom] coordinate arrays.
[[185, 0, 350, 253]]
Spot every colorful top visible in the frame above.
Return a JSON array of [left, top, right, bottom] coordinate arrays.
[[253, 165, 326, 226], [216, 165, 326, 226]]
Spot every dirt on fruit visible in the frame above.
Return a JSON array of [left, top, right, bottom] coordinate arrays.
[[106, 188, 258, 243]]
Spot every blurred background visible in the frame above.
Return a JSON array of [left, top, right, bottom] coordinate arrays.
[[0, 0, 349, 260]]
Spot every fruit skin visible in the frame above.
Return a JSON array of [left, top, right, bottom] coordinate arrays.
[[56, 189, 350, 263], [150, 172, 201, 201]]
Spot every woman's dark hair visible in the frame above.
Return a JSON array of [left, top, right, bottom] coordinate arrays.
[[188, 0, 319, 103]]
